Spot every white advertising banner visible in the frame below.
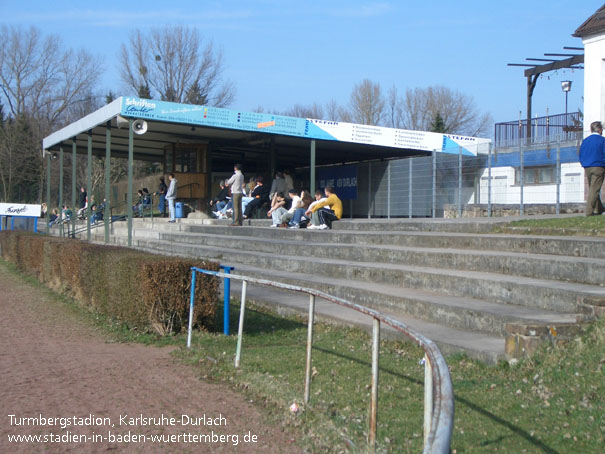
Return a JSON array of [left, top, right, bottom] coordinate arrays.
[[0, 203, 42, 217]]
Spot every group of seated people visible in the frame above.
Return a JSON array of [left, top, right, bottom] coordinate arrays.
[[49, 198, 107, 226], [268, 186, 342, 230], [211, 177, 343, 230], [211, 176, 272, 220]]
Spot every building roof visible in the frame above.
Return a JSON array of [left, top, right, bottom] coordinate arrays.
[[42, 97, 489, 171], [573, 4, 605, 38]]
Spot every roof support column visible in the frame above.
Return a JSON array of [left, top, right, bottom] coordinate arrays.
[[71, 140, 77, 237], [310, 140, 316, 192], [58, 146, 64, 237], [127, 120, 134, 247], [46, 152, 51, 232], [86, 131, 92, 241], [269, 137, 276, 178], [526, 74, 538, 142], [105, 122, 111, 244]]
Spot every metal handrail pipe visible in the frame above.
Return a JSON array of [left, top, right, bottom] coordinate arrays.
[[188, 268, 454, 454]]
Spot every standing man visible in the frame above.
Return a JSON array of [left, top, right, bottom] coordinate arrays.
[[579, 121, 605, 216], [166, 173, 178, 223], [155, 177, 168, 217], [225, 163, 244, 226]]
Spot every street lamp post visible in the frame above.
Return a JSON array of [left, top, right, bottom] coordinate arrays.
[[561, 80, 572, 139]]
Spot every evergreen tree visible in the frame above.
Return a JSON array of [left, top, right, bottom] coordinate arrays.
[[430, 112, 447, 133], [138, 84, 152, 99]]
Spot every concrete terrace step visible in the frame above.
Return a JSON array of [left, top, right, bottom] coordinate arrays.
[[226, 279, 507, 364], [114, 228, 605, 286], [84, 216, 601, 362], [115, 236, 603, 314], [217, 263, 578, 335], [330, 214, 581, 233], [123, 220, 605, 259]]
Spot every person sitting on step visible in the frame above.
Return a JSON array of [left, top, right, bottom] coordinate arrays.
[[306, 186, 342, 230], [267, 192, 291, 227], [243, 176, 270, 219]]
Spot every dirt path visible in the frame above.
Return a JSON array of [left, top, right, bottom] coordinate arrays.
[[0, 264, 300, 453]]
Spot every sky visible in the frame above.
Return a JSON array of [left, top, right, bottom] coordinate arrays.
[[1, 0, 601, 137]]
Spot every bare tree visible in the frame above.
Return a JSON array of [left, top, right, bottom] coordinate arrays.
[[0, 25, 103, 202], [401, 86, 492, 137], [119, 25, 235, 107], [282, 103, 324, 119], [348, 79, 385, 126], [386, 85, 405, 129], [324, 99, 351, 122]]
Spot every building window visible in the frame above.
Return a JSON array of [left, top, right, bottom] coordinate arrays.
[[515, 166, 556, 185], [175, 150, 198, 173]]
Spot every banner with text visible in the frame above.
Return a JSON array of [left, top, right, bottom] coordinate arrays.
[[120, 98, 490, 156], [0, 203, 42, 217]]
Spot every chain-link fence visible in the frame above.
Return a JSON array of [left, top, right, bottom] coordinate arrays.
[[329, 135, 585, 219]]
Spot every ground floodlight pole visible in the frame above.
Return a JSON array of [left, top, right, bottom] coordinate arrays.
[[304, 294, 316, 404], [234, 280, 247, 368]]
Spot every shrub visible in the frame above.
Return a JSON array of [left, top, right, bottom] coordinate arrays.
[[0, 231, 219, 334]]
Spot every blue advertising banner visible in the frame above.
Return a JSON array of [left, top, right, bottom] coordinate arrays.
[[119, 97, 490, 156], [317, 166, 358, 200]]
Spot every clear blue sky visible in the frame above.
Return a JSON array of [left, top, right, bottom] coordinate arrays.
[[1, 0, 601, 136]]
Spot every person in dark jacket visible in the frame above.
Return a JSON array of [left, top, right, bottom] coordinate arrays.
[[579, 121, 605, 216], [243, 176, 270, 219], [155, 177, 168, 217], [210, 180, 230, 215]]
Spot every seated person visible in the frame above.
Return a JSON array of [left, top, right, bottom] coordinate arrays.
[[306, 186, 342, 230], [91, 199, 106, 224], [267, 192, 291, 227], [133, 189, 144, 214], [288, 190, 315, 228], [211, 180, 230, 215], [48, 209, 59, 225], [60, 205, 72, 224], [243, 176, 270, 219], [276, 189, 301, 226]]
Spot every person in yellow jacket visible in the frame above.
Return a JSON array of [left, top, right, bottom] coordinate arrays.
[[306, 186, 342, 230]]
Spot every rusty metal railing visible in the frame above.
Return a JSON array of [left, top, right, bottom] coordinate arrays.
[[187, 268, 454, 454]]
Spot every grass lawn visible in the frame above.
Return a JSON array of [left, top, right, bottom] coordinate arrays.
[[493, 215, 605, 236], [171, 304, 605, 454]]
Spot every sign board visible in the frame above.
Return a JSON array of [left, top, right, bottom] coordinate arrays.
[[120, 97, 490, 156], [317, 166, 358, 200], [0, 203, 42, 217]]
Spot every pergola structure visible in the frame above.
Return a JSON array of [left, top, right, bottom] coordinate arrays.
[[508, 47, 584, 139], [43, 97, 488, 245]]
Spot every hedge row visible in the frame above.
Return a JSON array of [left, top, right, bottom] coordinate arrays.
[[0, 231, 219, 335]]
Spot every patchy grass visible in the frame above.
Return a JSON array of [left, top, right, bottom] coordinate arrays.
[[2, 259, 604, 453], [176, 303, 605, 454], [493, 215, 605, 236]]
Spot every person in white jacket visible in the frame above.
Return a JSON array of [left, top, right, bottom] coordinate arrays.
[[166, 173, 178, 223]]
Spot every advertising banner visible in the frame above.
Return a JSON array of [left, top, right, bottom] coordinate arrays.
[[0, 203, 42, 217], [121, 97, 489, 156], [317, 166, 358, 200]]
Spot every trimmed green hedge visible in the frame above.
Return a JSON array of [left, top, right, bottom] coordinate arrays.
[[0, 231, 219, 334]]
